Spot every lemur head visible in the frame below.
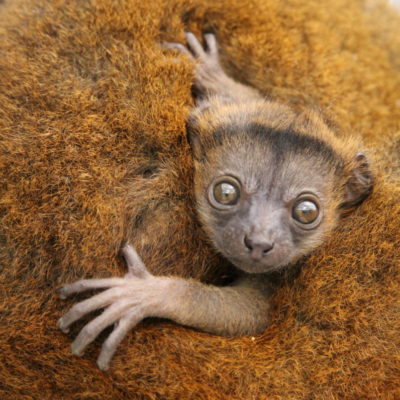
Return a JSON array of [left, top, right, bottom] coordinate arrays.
[[188, 100, 373, 273]]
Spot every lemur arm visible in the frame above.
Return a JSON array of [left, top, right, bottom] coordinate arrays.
[[165, 32, 262, 103], [58, 245, 271, 371]]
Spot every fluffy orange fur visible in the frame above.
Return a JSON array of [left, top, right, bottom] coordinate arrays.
[[0, 0, 399, 399]]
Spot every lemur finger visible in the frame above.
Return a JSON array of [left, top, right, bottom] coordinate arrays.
[[162, 42, 194, 59], [70, 302, 131, 356], [57, 278, 125, 299], [96, 312, 143, 371], [185, 32, 206, 58], [204, 33, 218, 57], [57, 287, 124, 332], [121, 244, 149, 278]]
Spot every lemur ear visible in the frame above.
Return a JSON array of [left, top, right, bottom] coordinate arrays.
[[341, 152, 373, 208]]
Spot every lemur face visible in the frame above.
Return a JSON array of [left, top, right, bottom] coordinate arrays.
[[190, 108, 372, 273]]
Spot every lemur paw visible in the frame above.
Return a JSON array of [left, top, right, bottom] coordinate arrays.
[[164, 32, 218, 60], [57, 244, 172, 371], [164, 32, 229, 96]]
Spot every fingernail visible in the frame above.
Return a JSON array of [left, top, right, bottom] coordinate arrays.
[[56, 288, 67, 299], [57, 318, 70, 333]]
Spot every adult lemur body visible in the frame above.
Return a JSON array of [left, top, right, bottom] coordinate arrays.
[[58, 33, 372, 370]]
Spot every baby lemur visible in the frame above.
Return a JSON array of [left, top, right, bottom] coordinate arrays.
[[57, 32, 373, 370]]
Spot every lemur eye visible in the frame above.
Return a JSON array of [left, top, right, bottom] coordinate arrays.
[[214, 182, 238, 204], [292, 199, 319, 224], [209, 176, 241, 209]]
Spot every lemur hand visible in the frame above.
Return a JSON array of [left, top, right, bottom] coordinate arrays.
[[58, 244, 174, 371]]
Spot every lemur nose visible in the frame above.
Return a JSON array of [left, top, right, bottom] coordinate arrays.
[[244, 235, 274, 260]]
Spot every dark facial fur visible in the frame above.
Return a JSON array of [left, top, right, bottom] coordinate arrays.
[[190, 102, 372, 273]]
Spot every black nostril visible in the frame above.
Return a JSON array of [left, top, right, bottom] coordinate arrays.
[[244, 235, 253, 251], [262, 242, 274, 254]]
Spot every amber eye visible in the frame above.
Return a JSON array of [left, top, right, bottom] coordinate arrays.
[[292, 199, 319, 224], [214, 182, 240, 205], [209, 176, 241, 209]]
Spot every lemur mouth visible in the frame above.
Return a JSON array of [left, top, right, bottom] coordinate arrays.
[[228, 255, 284, 274]]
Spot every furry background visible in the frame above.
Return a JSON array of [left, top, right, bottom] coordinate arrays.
[[0, 0, 399, 399]]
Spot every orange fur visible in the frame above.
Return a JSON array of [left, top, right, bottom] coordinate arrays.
[[0, 0, 399, 399]]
